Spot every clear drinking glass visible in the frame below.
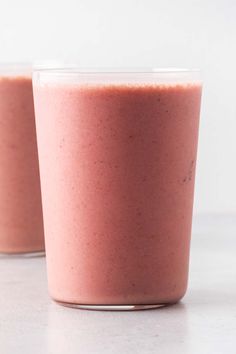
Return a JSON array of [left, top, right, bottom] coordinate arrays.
[[0, 64, 44, 256], [33, 68, 202, 310]]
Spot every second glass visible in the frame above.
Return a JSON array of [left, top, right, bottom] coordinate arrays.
[[0, 64, 44, 255], [33, 68, 202, 310]]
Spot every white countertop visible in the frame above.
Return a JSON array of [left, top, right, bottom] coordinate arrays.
[[0, 214, 236, 354]]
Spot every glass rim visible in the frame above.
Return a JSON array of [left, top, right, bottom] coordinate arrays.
[[0, 63, 32, 76], [33, 66, 200, 75], [33, 67, 202, 86]]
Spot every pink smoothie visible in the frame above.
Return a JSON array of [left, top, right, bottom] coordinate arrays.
[[0, 76, 44, 254], [34, 79, 201, 305]]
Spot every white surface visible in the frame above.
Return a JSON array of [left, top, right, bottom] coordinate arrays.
[[0, 214, 236, 354], [0, 0, 236, 213]]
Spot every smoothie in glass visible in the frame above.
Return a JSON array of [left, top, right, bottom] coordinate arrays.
[[0, 65, 44, 254], [33, 69, 202, 309]]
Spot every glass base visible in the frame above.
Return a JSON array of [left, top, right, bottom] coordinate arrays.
[[0, 250, 45, 258], [56, 300, 166, 311]]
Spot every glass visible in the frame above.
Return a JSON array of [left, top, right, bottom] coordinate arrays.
[[33, 68, 202, 310], [0, 64, 44, 256]]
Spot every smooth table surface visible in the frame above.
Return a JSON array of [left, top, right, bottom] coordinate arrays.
[[0, 214, 236, 354]]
